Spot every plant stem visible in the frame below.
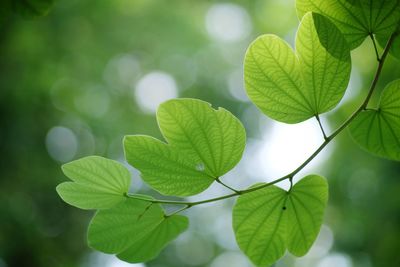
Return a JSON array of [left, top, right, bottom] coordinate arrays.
[[216, 177, 241, 194], [315, 114, 328, 140], [370, 34, 381, 62], [127, 31, 398, 211]]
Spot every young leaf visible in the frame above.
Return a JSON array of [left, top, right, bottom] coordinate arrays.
[[233, 184, 288, 266], [117, 215, 189, 263], [296, 0, 400, 49], [286, 175, 328, 256], [56, 156, 131, 210], [349, 80, 400, 161], [124, 98, 246, 196], [87, 198, 188, 263], [232, 175, 328, 266], [297, 12, 351, 115], [244, 12, 350, 123], [157, 98, 246, 176], [124, 135, 214, 196]]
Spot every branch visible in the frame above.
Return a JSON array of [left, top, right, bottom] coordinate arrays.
[[127, 31, 398, 210]]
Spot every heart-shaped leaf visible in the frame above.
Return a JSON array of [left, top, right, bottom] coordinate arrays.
[[350, 80, 400, 161], [296, 0, 400, 49], [56, 156, 131, 210], [124, 98, 246, 196], [245, 12, 351, 123], [232, 175, 328, 266], [88, 198, 188, 262]]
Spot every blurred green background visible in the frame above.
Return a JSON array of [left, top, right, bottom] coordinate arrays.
[[0, 0, 399, 267]]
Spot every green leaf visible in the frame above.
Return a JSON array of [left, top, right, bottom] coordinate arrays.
[[13, 0, 55, 18], [297, 12, 351, 115], [244, 12, 350, 123], [232, 175, 328, 266], [377, 27, 400, 60], [296, 0, 400, 49], [286, 175, 328, 256], [349, 80, 400, 161], [88, 198, 188, 263], [124, 135, 214, 196], [124, 98, 246, 196], [56, 156, 131, 210], [117, 215, 189, 263], [157, 98, 246, 176]]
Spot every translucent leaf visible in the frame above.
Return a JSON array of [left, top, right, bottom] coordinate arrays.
[[244, 12, 350, 123], [296, 0, 400, 49], [117, 215, 188, 263], [297, 12, 351, 115], [232, 175, 328, 266], [57, 156, 131, 210], [350, 80, 400, 161], [157, 98, 246, 176], [286, 175, 328, 256], [124, 98, 246, 196], [87, 198, 188, 263], [124, 135, 214, 196], [233, 184, 288, 266]]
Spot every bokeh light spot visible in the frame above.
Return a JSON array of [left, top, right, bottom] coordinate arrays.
[[205, 3, 252, 43], [45, 126, 78, 162], [317, 253, 353, 267], [133, 71, 178, 113]]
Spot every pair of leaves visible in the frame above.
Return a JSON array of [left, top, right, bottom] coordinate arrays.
[[56, 157, 189, 262], [233, 175, 328, 266], [245, 12, 351, 124], [88, 198, 188, 263], [124, 98, 246, 196], [350, 80, 400, 161], [296, 0, 400, 50]]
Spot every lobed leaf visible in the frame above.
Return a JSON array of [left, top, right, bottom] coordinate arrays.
[[244, 12, 350, 123], [87, 198, 188, 262], [296, 0, 400, 49], [124, 98, 246, 196], [57, 156, 131, 210], [124, 135, 214, 196], [232, 175, 328, 266], [350, 80, 400, 161]]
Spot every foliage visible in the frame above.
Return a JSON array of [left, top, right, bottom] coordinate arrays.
[[53, 0, 400, 265]]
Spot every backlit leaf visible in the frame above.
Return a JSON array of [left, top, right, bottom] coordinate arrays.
[[57, 156, 131, 210], [296, 0, 400, 49], [87, 198, 188, 262], [124, 98, 246, 196], [244, 12, 350, 123], [233, 175, 328, 266], [350, 80, 400, 161]]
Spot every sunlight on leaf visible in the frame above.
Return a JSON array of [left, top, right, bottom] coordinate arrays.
[[56, 156, 131, 210], [244, 12, 350, 123], [232, 175, 328, 266], [124, 98, 246, 196], [350, 80, 400, 161], [88, 198, 188, 262], [296, 0, 400, 49]]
